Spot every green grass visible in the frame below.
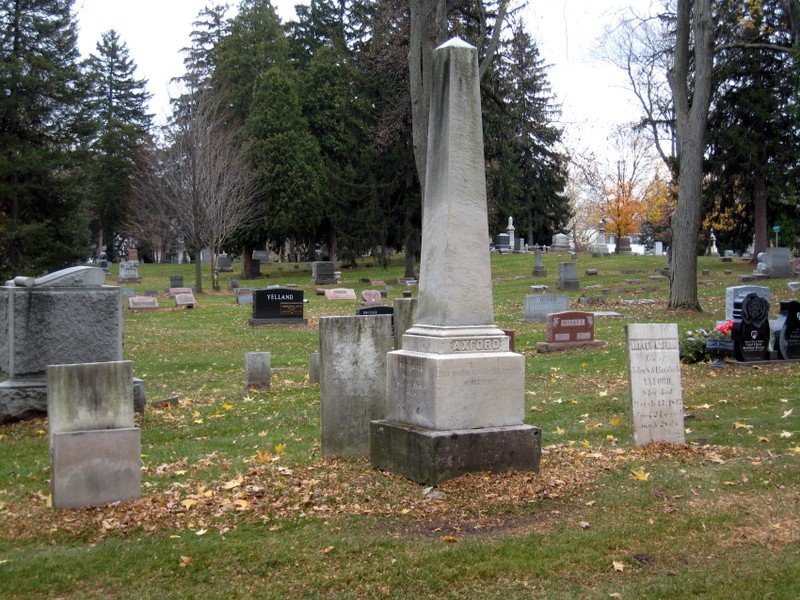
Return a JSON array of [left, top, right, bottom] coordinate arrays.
[[1, 252, 799, 598]]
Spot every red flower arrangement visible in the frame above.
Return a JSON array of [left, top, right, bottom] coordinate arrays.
[[715, 320, 734, 335]]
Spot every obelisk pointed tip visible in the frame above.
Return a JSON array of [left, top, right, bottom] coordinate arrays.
[[436, 37, 475, 51]]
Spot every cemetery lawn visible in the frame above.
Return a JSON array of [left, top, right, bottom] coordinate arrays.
[[1, 254, 799, 599]]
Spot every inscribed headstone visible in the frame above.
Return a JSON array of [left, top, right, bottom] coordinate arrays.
[[523, 294, 569, 323], [626, 323, 685, 447], [732, 293, 770, 361], [324, 288, 357, 300], [250, 288, 306, 325]]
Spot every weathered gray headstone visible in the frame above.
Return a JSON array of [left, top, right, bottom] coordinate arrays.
[[556, 262, 579, 291], [174, 292, 197, 308], [0, 267, 123, 423], [392, 297, 418, 350], [244, 352, 271, 390], [117, 260, 141, 283], [320, 315, 393, 456], [765, 247, 793, 278], [371, 39, 540, 485], [626, 323, 685, 447], [725, 285, 770, 322], [47, 360, 140, 508], [311, 261, 337, 285], [523, 294, 569, 323], [308, 352, 320, 384]]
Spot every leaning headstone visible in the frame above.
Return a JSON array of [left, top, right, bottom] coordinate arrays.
[[625, 323, 685, 447], [732, 292, 771, 361], [776, 300, 800, 359], [174, 292, 197, 308], [725, 285, 770, 322], [536, 311, 606, 353], [523, 293, 569, 323], [47, 361, 140, 509], [321, 315, 393, 456], [556, 262, 580, 291], [249, 288, 307, 325], [0, 267, 123, 424], [311, 261, 337, 285], [243, 352, 271, 390], [532, 248, 547, 277], [371, 39, 540, 485]]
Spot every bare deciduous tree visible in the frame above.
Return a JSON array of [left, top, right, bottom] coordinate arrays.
[[130, 91, 260, 291]]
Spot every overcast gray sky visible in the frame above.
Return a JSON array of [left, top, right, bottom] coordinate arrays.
[[74, 0, 653, 155]]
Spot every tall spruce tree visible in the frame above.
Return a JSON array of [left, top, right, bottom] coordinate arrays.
[[83, 30, 152, 259], [704, 0, 800, 255], [0, 0, 90, 279], [484, 24, 570, 246]]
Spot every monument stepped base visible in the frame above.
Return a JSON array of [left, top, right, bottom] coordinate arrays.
[[370, 420, 541, 485]]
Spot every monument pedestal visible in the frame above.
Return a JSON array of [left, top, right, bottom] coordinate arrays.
[[370, 421, 541, 485]]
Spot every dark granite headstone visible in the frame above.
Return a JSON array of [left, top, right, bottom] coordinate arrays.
[[170, 275, 184, 288], [249, 287, 307, 325], [776, 300, 800, 359], [732, 292, 770, 361]]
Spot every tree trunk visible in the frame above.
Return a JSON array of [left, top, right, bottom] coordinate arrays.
[[667, 0, 714, 311], [753, 171, 768, 255], [409, 0, 446, 202], [193, 240, 203, 293]]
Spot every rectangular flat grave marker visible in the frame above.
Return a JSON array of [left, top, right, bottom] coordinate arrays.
[[128, 296, 158, 311]]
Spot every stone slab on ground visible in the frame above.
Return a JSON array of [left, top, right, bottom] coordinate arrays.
[[51, 428, 141, 509], [370, 420, 541, 485]]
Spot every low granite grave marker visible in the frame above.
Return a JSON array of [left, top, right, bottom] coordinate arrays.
[[249, 288, 307, 325], [536, 311, 606, 353], [128, 296, 158, 311], [361, 290, 383, 305], [235, 289, 254, 305], [324, 288, 357, 301], [626, 323, 685, 447]]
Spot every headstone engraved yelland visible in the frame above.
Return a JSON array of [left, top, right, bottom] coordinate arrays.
[[370, 38, 540, 485], [626, 323, 685, 447], [249, 288, 307, 325]]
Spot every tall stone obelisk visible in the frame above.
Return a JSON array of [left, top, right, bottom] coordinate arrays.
[[370, 38, 541, 485]]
